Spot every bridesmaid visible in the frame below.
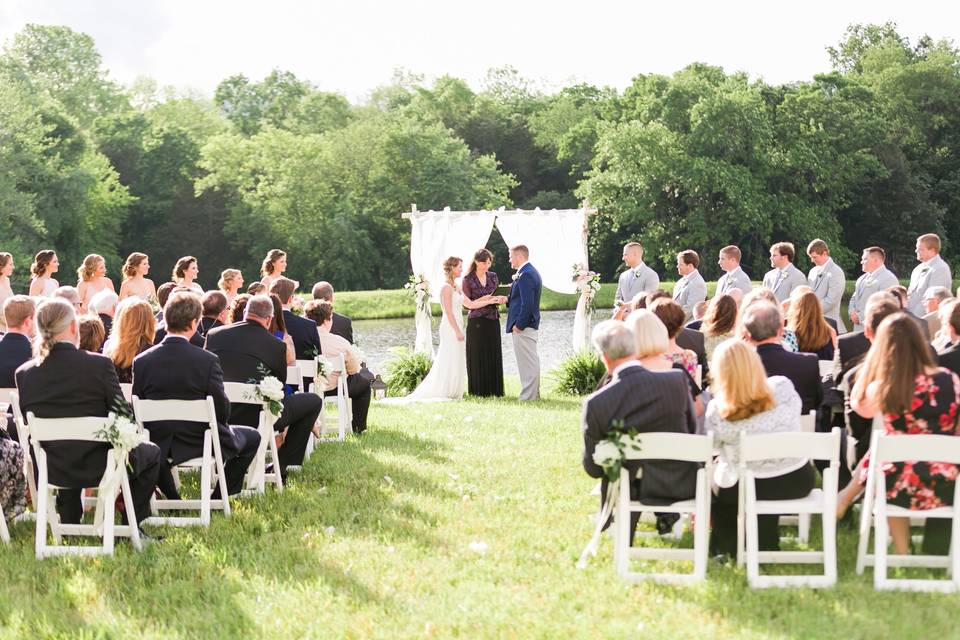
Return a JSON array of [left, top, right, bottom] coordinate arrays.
[[76, 254, 115, 311], [461, 248, 508, 397], [260, 249, 287, 289], [28, 250, 59, 298], [218, 268, 244, 306], [172, 256, 203, 295], [119, 252, 157, 301], [0, 253, 14, 331]]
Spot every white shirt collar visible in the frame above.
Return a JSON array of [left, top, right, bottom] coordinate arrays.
[[612, 359, 642, 378]]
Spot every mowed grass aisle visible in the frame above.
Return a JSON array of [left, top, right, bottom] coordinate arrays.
[[0, 385, 958, 638]]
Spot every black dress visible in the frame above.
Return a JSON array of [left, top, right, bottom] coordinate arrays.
[[462, 271, 504, 397]]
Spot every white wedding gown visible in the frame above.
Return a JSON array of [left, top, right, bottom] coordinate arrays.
[[396, 284, 466, 402]]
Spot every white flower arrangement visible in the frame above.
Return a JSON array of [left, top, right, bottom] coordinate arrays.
[[592, 420, 643, 482], [572, 263, 602, 314], [314, 356, 330, 391], [96, 412, 149, 464], [244, 365, 285, 421], [404, 273, 431, 313]]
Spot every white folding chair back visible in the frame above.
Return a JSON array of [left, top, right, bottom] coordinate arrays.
[[132, 396, 230, 527], [223, 382, 283, 493], [856, 431, 960, 592], [738, 428, 841, 588], [26, 413, 142, 558], [294, 359, 320, 460], [818, 360, 833, 379], [615, 431, 714, 584], [119, 383, 133, 402], [6, 392, 37, 520], [286, 365, 302, 392], [317, 354, 351, 442]]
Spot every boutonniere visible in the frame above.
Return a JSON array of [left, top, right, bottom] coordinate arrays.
[[511, 273, 520, 282]]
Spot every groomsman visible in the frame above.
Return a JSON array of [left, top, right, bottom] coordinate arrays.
[[762, 242, 807, 303], [848, 246, 899, 332], [614, 242, 659, 314], [907, 233, 952, 316], [715, 245, 752, 298], [672, 250, 707, 322], [806, 239, 847, 333]]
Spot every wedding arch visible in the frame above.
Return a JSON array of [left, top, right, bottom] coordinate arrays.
[[401, 204, 598, 355]]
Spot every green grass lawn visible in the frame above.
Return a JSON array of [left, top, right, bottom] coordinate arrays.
[[1, 381, 957, 638]]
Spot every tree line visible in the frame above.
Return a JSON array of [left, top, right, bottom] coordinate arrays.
[[0, 22, 958, 291]]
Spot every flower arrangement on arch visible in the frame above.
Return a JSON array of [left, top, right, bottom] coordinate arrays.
[[404, 273, 431, 313], [572, 263, 602, 314]]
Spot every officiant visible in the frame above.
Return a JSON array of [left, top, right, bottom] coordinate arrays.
[[461, 249, 508, 397]]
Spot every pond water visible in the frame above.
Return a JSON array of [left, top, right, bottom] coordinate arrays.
[[353, 309, 612, 376]]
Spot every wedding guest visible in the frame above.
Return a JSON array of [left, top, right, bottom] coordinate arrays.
[[937, 303, 960, 376], [199, 290, 229, 338], [614, 242, 659, 315], [205, 295, 323, 480], [743, 288, 799, 352], [270, 277, 321, 360], [89, 289, 119, 338], [0, 296, 35, 438], [806, 239, 846, 333], [104, 298, 155, 383], [172, 256, 203, 295], [932, 298, 958, 353], [921, 286, 953, 338], [311, 281, 353, 344], [672, 250, 707, 322], [461, 248, 507, 397], [268, 294, 296, 366], [715, 245, 752, 298], [686, 300, 709, 331], [0, 429, 27, 527], [76, 254, 115, 311], [230, 293, 251, 324], [133, 292, 260, 498], [28, 250, 59, 298], [155, 282, 177, 321], [52, 286, 83, 314], [786, 290, 837, 360], [16, 298, 162, 529], [260, 249, 287, 289], [0, 253, 15, 332], [761, 242, 807, 303], [628, 309, 703, 416], [247, 282, 266, 296], [701, 294, 738, 363], [118, 252, 157, 301], [885, 284, 931, 339], [305, 299, 371, 434], [582, 320, 698, 543], [907, 233, 952, 316], [647, 290, 707, 373], [848, 246, 898, 332], [218, 269, 244, 307], [706, 339, 814, 558], [838, 313, 960, 555], [648, 298, 698, 377]]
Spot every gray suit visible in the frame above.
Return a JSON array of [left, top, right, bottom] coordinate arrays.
[[615, 262, 660, 310], [848, 265, 899, 332], [762, 263, 807, 303], [672, 269, 707, 322], [808, 257, 847, 333], [715, 266, 752, 297], [582, 364, 699, 511], [907, 255, 952, 316]]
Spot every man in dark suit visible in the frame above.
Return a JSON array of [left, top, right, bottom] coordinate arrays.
[[204, 295, 323, 479], [16, 298, 161, 528], [133, 292, 260, 497], [582, 320, 698, 543], [506, 245, 543, 401], [155, 288, 205, 347], [199, 290, 229, 338], [312, 281, 353, 344], [270, 277, 321, 360], [0, 296, 35, 437]]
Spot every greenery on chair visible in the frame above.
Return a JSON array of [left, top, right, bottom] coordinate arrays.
[[551, 350, 605, 396], [383, 347, 433, 396]]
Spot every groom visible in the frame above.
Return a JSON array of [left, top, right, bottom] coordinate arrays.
[[506, 245, 542, 401]]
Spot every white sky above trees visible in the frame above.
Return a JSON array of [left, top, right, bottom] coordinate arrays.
[[1, 0, 957, 101]]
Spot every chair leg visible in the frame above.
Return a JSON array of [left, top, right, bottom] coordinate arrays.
[[47, 489, 61, 546], [102, 488, 115, 556], [269, 434, 283, 492], [798, 513, 811, 544], [121, 473, 142, 552], [745, 483, 760, 585], [874, 505, 889, 589], [199, 445, 212, 528], [214, 453, 231, 519]]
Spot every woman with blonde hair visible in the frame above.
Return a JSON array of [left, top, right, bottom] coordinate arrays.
[[0, 252, 15, 331], [76, 254, 116, 311], [702, 294, 739, 362], [172, 256, 203, 295], [118, 252, 157, 301], [786, 289, 836, 359], [104, 298, 156, 383], [28, 250, 59, 298], [705, 339, 815, 558], [259, 249, 287, 289], [628, 309, 703, 415], [218, 268, 244, 306]]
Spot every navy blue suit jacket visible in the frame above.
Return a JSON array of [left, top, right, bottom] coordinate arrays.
[[506, 263, 542, 333]]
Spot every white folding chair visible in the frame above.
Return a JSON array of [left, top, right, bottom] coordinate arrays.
[[818, 360, 833, 379], [26, 412, 142, 558], [776, 412, 820, 544], [286, 364, 302, 392], [119, 383, 133, 402], [856, 431, 960, 592], [738, 428, 841, 588], [223, 382, 283, 493], [295, 359, 319, 460], [614, 432, 714, 584], [8, 392, 37, 521], [132, 396, 230, 527], [317, 354, 351, 442]]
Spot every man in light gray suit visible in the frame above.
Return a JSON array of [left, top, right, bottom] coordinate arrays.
[[714, 245, 752, 298], [762, 241, 807, 303], [907, 233, 953, 316], [848, 246, 899, 332], [806, 239, 847, 333], [672, 250, 707, 322], [614, 242, 659, 314]]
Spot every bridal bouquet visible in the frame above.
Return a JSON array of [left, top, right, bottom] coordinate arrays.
[[404, 273, 431, 313], [572, 263, 602, 313], [245, 364, 285, 421]]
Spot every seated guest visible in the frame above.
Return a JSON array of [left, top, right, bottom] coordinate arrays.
[[0, 430, 27, 527], [646, 291, 708, 375], [271, 277, 321, 360], [304, 300, 371, 434], [628, 309, 703, 416], [921, 286, 953, 339], [838, 313, 960, 555], [312, 281, 353, 344], [246, 282, 266, 296], [743, 288, 799, 352], [88, 289, 119, 338], [268, 294, 296, 367], [154, 289, 204, 348], [154, 282, 177, 322], [0, 296, 35, 437], [229, 294, 251, 324], [133, 292, 260, 498], [932, 298, 958, 353], [648, 298, 698, 377], [104, 299, 156, 383], [16, 299, 161, 529], [937, 302, 960, 376], [706, 339, 815, 558], [581, 320, 698, 543], [886, 284, 930, 340], [204, 295, 323, 480], [199, 290, 229, 338], [786, 290, 837, 360], [78, 314, 106, 353], [701, 294, 738, 363], [52, 286, 83, 314], [686, 300, 709, 331]]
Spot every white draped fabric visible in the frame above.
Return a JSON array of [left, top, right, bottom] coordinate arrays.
[[493, 209, 587, 294]]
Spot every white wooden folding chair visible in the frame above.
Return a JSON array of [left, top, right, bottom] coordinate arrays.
[[614, 431, 714, 584], [132, 395, 230, 527], [856, 430, 960, 592], [8, 392, 37, 521], [223, 382, 283, 493], [295, 359, 319, 460], [119, 383, 133, 403], [286, 364, 302, 392], [780, 411, 820, 543], [818, 360, 833, 379], [317, 354, 351, 442], [738, 427, 841, 588], [26, 412, 142, 558]]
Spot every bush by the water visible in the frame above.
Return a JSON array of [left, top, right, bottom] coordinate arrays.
[[551, 350, 605, 395], [384, 347, 433, 396]]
